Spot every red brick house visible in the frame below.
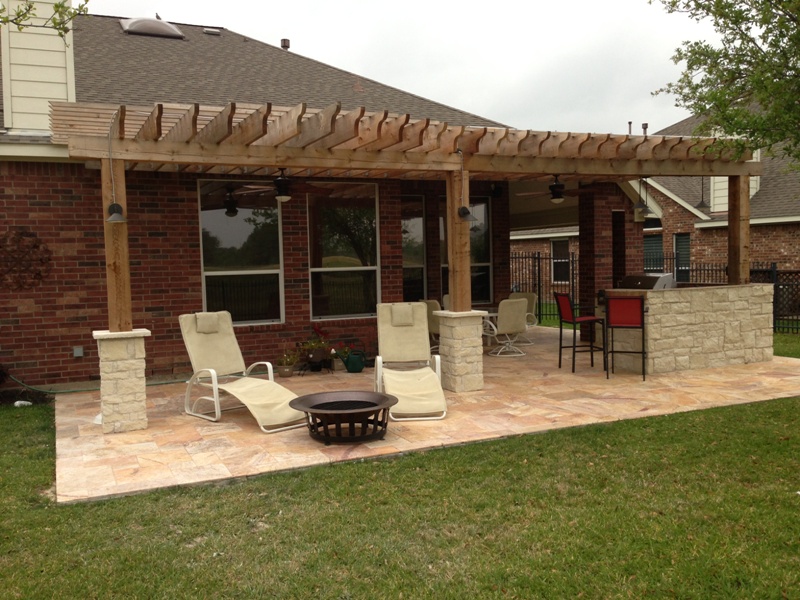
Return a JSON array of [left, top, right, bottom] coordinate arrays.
[[1, 12, 757, 394]]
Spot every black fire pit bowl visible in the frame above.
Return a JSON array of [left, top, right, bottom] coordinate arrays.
[[289, 391, 398, 444]]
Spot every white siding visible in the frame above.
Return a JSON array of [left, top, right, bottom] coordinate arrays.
[[1, 0, 75, 132]]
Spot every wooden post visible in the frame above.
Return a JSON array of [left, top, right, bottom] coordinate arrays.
[[728, 175, 750, 285], [446, 169, 471, 312], [101, 157, 133, 332]]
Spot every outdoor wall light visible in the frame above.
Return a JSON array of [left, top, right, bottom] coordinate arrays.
[[274, 168, 291, 202], [107, 202, 127, 223], [458, 206, 478, 222]]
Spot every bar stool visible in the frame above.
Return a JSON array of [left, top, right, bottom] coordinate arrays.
[[554, 292, 606, 373], [605, 295, 646, 381]]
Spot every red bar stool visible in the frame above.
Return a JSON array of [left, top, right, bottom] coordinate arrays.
[[554, 292, 606, 373], [605, 295, 646, 381]]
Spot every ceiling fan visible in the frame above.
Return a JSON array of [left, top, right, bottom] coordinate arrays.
[[515, 175, 579, 204]]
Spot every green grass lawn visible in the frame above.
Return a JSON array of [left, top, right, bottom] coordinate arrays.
[[2, 393, 800, 597]]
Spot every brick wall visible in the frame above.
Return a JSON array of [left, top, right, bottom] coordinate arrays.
[[1, 162, 511, 386]]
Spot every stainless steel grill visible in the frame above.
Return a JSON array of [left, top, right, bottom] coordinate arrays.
[[617, 273, 677, 290]]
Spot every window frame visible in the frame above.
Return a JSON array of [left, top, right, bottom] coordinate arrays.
[[307, 183, 380, 320], [199, 179, 286, 325]]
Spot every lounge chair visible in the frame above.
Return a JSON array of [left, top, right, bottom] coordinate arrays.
[[179, 311, 304, 433], [421, 299, 442, 352], [374, 302, 447, 421]]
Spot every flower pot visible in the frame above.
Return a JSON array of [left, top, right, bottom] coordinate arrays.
[[276, 365, 295, 377]]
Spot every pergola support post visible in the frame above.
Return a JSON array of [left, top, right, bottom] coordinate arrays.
[[435, 168, 484, 392], [95, 157, 146, 432], [728, 175, 750, 285]]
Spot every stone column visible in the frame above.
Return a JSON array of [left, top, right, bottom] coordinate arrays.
[[92, 329, 151, 433], [436, 310, 485, 392]]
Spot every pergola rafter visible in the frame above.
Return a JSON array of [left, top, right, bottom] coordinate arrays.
[[52, 101, 761, 183]]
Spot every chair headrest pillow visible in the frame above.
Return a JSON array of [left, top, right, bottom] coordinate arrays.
[[196, 312, 219, 334], [391, 303, 414, 327]]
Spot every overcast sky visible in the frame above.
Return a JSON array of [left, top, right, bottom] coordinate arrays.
[[85, 0, 717, 135]]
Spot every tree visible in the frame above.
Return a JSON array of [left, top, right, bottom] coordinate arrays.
[[1, 1, 89, 38], [653, 0, 800, 164]]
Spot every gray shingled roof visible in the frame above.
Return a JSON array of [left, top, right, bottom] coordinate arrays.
[[68, 14, 504, 128], [654, 116, 800, 221]]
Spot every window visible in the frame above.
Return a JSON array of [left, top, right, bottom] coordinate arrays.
[[551, 239, 570, 283], [200, 181, 282, 323], [402, 196, 426, 301], [439, 197, 492, 304], [674, 233, 690, 283], [308, 183, 378, 318], [644, 234, 664, 272]]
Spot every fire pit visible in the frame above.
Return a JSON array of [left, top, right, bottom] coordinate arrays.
[[289, 391, 398, 444]]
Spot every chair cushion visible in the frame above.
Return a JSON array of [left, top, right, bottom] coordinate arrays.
[[382, 367, 446, 417], [217, 377, 302, 429]]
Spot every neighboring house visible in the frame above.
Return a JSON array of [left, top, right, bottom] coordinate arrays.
[[513, 115, 800, 270], [647, 115, 800, 272]]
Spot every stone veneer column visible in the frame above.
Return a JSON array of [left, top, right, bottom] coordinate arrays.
[[436, 310, 485, 392], [92, 329, 151, 433]]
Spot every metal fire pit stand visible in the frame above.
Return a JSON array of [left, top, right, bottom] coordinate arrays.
[[289, 391, 398, 445]]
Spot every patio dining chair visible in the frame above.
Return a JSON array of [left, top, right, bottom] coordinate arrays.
[[483, 297, 528, 356], [375, 302, 447, 421], [554, 292, 606, 373], [179, 311, 304, 433], [508, 291, 538, 345]]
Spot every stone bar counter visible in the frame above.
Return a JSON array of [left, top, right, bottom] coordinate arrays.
[[600, 284, 773, 375]]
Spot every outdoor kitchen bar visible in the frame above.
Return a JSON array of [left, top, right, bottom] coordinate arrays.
[[601, 283, 774, 375]]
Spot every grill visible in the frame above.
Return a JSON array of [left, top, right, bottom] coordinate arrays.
[[617, 273, 677, 290]]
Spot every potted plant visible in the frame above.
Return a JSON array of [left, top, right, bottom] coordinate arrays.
[[274, 348, 298, 377], [301, 325, 332, 372]]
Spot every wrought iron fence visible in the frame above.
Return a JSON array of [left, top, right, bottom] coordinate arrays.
[[510, 252, 578, 324], [510, 252, 800, 334]]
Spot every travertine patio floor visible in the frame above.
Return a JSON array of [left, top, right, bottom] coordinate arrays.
[[55, 327, 800, 503]]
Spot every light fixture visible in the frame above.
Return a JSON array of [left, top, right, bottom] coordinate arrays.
[[223, 186, 238, 217], [458, 205, 478, 222], [107, 202, 126, 223], [274, 168, 291, 202], [549, 175, 566, 204], [696, 176, 709, 210], [105, 108, 127, 224]]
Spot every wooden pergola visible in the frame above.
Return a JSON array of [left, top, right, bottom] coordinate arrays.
[[51, 100, 762, 332]]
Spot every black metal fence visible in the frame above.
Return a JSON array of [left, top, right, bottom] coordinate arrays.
[[510, 252, 800, 333]]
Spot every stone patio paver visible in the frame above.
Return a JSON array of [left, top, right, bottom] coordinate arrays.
[[55, 327, 800, 503]]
